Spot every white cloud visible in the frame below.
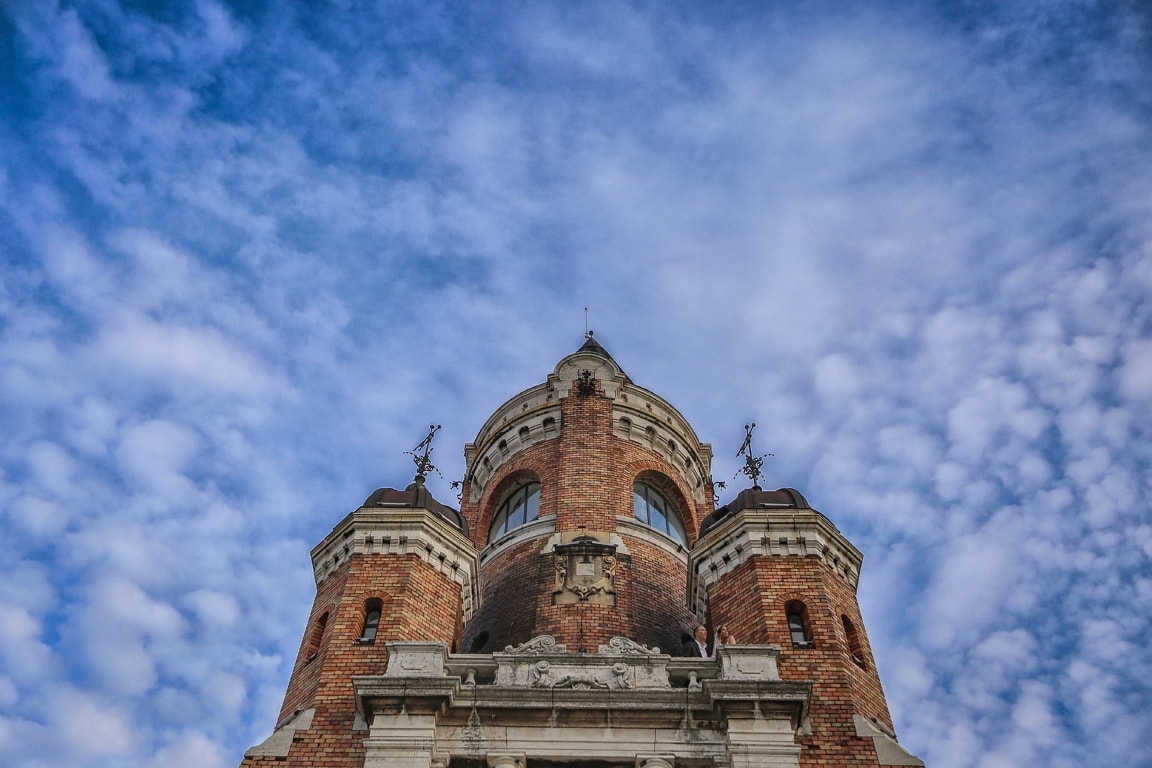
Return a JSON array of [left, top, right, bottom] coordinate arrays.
[[1, 2, 1151, 767]]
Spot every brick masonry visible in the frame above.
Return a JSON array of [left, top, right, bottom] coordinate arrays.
[[708, 554, 895, 767], [241, 344, 913, 767]]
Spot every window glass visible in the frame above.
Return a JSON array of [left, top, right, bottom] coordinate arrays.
[[633, 489, 649, 525], [632, 482, 686, 545], [361, 609, 381, 643], [488, 481, 542, 542]]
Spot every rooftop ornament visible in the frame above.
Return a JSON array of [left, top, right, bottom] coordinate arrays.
[[736, 422, 774, 490], [405, 423, 443, 484]]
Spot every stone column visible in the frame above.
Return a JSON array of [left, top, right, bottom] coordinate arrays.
[[636, 754, 675, 768], [487, 754, 526, 768], [725, 718, 802, 768], [362, 712, 439, 768]]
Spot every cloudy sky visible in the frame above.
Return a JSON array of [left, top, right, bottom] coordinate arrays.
[[2, 1, 1151, 766]]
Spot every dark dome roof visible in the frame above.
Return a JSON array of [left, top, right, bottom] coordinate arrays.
[[361, 480, 468, 535], [699, 487, 810, 536]]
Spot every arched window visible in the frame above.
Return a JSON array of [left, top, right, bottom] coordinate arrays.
[[488, 481, 542, 542], [306, 611, 329, 661], [359, 598, 382, 644], [786, 600, 812, 648], [842, 614, 865, 667], [633, 482, 686, 545]]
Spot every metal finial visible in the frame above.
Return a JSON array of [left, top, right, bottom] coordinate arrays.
[[405, 424, 443, 482], [584, 307, 593, 340], [734, 422, 773, 490]]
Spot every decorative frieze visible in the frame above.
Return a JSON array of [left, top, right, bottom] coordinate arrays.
[[688, 507, 863, 616], [493, 634, 670, 689], [311, 508, 481, 620]]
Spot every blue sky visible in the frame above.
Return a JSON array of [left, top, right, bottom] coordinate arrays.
[[2, 1, 1151, 766]]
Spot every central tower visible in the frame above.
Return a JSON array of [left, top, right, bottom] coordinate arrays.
[[240, 335, 924, 768], [461, 334, 711, 654]]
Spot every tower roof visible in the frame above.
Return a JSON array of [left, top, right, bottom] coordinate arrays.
[[361, 479, 468, 534], [699, 486, 810, 536], [575, 332, 627, 378]]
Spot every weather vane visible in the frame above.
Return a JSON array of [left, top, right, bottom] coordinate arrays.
[[405, 424, 443, 482], [584, 306, 593, 340], [735, 422, 773, 490]]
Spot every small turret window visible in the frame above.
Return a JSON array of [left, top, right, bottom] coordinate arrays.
[[842, 614, 866, 667], [488, 481, 541, 542], [786, 600, 813, 648], [633, 482, 686, 545], [359, 599, 382, 644]]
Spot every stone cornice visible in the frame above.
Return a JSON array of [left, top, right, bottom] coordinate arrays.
[[311, 507, 481, 620], [687, 508, 863, 616], [354, 639, 809, 722]]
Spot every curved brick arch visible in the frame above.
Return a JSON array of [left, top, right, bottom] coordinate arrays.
[[464, 442, 557, 548], [628, 460, 702, 542]]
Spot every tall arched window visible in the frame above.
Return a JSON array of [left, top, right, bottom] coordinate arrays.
[[842, 614, 865, 667], [359, 598, 382, 644], [488, 481, 542, 542], [786, 600, 812, 648], [633, 482, 686, 545]]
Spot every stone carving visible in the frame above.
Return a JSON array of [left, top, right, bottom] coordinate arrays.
[[599, 636, 660, 655], [493, 635, 671, 689], [527, 660, 633, 690], [504, 635, 566, 654], [552, 535, 617, 606], [384, 642, 447, 678]]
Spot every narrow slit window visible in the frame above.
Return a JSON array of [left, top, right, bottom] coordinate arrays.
[[306, 611, 329, 661], [359, 599, 382, 644], [842, 614, 866, 667], [786, 600, 812, 648]]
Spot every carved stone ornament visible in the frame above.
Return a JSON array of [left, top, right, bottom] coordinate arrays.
[[552, 535, 617, 606], [598, 636, 661, 655], [503, 635, 566, 655], [527, 659, 634, 690], [493, 635, 672, 689]]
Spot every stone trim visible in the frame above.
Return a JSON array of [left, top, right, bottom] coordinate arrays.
[[243, 707, 313, 758], [615, 517, 689, 564], [355, 639, 808, 767], [854, 715, 925, 766], [312, 508, 481, 620], [465, 401, 563, 500], [479, 515, 557, 564], [687, 508, 863, 616]]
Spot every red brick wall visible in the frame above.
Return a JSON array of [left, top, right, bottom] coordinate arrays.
[[460, 381, 709, 654], [242, 551, 462, 768], [707, 555, 893, 767]]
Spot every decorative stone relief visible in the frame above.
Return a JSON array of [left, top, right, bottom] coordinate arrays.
[[598, 636, 660, 655], [493, 635, 671, 689], [384, 641, 448, 677], [527, 660, 634, 690], [503, 635, 565, 654], [552, 535, 617, 606]]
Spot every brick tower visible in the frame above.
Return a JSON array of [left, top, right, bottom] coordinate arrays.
[[240, 336, 923, 768]]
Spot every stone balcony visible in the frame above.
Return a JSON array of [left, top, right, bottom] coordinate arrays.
[[353, 637, 811, 768]]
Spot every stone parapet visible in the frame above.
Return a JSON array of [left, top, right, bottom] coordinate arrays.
[[354, 638, 809, 767]]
